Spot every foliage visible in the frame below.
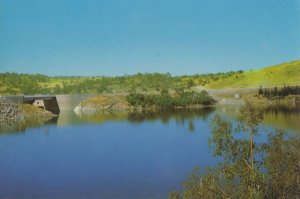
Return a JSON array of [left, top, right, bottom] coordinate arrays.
[[258, 85, 300, 97], [0, 69, 249, 95], [126, 90, 215, 109], [168, 191, 180, 199], [171, 103, 300, 198]]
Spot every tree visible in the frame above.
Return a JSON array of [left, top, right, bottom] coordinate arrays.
[[171, 103, 300, 198], [258, 86, 263, 95], [187, 79, 195, 89]]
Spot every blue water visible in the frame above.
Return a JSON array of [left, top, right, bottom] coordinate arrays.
[[0, 111, 219, 199], [0, 106, 298, 199]]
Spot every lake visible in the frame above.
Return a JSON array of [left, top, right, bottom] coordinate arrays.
[[0, 97, 299, 199]]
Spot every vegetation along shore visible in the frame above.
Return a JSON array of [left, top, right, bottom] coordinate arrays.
[[1, 60, 299, 113], [74, 90, 216, 112]]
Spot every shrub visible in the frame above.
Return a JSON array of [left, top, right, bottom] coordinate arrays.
[[126, 90, 215, 109], [258, 85, 300, 97]]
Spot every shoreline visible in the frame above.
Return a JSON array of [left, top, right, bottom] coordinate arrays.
[[1, 88, 299, 117], [73, 93, 299, 113]]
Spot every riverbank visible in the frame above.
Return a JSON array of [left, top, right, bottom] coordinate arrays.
[[74, 91, 216, 112], [73, 89, 299, 113], [214, 94, 300, 107], [197, 86, 299, 107], [244, 95, 300, 108]]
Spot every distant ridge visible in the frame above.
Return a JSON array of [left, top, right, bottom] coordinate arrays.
[[207, 60, 300, 88]]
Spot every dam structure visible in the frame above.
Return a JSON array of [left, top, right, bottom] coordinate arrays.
[[2, 94, 100, 115], [24, 95, 60, 115]]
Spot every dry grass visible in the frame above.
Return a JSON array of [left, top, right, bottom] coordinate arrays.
[[81, 95, 129, 110], [20, 104, 55, 118]]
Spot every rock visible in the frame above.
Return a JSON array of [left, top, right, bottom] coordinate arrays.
[[0, 98, 24, 122], [74, 105, 82, 112]]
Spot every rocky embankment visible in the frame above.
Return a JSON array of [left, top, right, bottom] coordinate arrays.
[[0, 98, 56, 124], [0, 98, 24, 122]]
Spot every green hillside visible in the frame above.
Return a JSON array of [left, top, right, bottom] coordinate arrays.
[[207, 60, 300, 89], [0, 60, 299, 95]]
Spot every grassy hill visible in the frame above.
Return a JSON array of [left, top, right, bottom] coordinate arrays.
[[0, 60, 299, 95], [207, 60, 300, 89]]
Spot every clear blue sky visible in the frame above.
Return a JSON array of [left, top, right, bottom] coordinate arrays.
[[0, 0, 299, 76]]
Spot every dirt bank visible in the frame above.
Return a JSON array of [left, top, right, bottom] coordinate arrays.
[[74, 95, 129, 112]]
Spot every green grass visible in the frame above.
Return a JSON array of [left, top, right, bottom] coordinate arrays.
[[207, 60, 300, 89]]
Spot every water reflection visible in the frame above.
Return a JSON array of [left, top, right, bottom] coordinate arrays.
[[217, 105, 300, 132], [263, 105, 300, 132], [74, 108, 215, 133], [73, 110, 128, 124], [127, 108, 213, 123], [0, 108, 215, 134], [0, 117, 57, 135], [1, 105, 299, 135]]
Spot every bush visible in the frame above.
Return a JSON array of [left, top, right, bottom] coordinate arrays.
[[126, 90, 215, 109], [258, 85, 300, 97], [171, 103, 300, 198]]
